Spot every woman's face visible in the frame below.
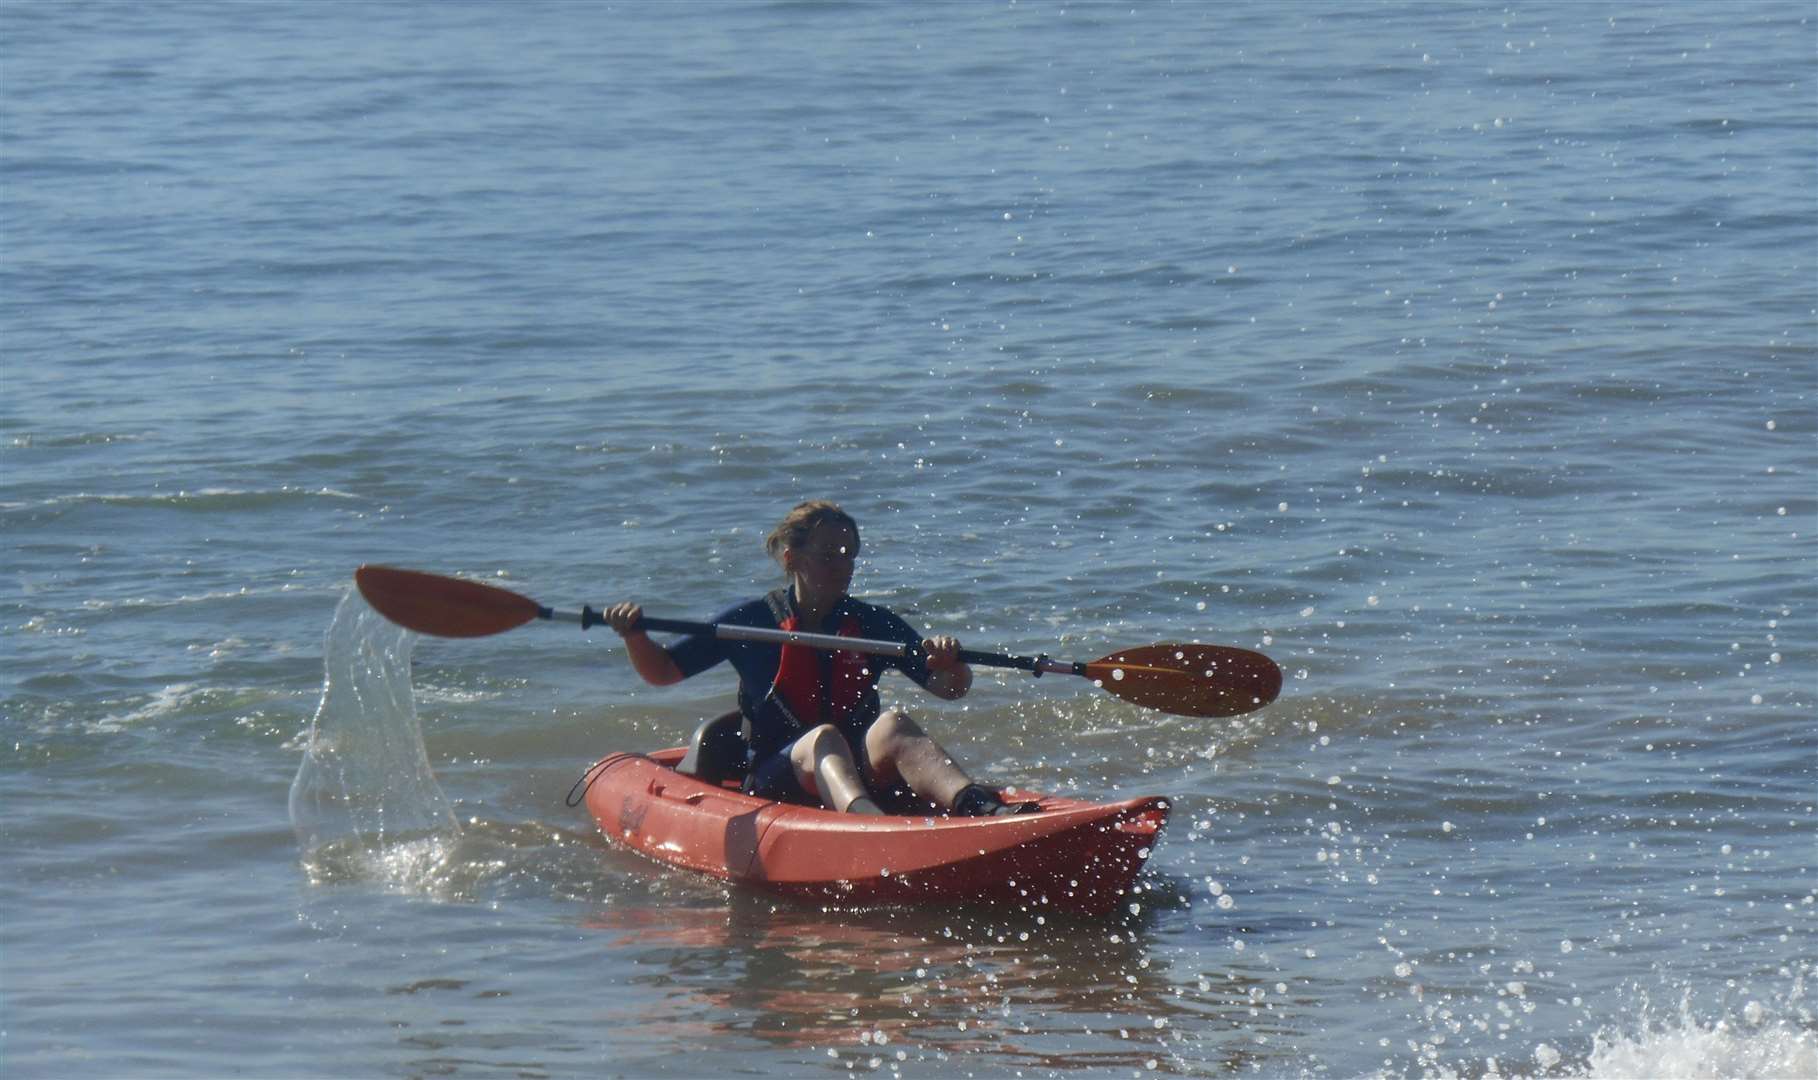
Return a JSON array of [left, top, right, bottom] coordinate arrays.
[[788, 521, 858, 598]]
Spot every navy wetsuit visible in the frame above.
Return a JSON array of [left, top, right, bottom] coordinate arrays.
[[664, 587, 935, 801]]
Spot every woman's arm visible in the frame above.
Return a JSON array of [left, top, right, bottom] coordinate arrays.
[[603, 602, 686, 686]]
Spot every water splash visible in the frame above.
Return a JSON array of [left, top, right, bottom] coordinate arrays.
[[1575, 980, 1817, 1080], [288, 589, 460, 887]]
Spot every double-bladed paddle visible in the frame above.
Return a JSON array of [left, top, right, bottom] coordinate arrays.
[[353, 565, 1282, 719]]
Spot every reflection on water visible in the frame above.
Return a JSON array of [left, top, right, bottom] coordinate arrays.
[[581, 892, 1294, 1072]]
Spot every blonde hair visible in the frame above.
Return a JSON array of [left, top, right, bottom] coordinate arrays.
[[765, 500, 859, 562]]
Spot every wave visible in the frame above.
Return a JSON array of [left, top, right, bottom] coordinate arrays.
[[4, 487, 362, 513], [4, 681, 305, 739], [1329, 966, 1818, 1080], [1570, 980, 1816, 1080], [72, 581, 334, 615], [5, 431, 148, 449], [93, 682, 211, 732]]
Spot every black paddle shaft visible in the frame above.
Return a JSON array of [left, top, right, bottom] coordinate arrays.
[[574, 606, 1084, 677]]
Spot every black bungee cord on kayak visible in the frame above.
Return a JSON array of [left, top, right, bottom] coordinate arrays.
[[565, 757, 616, 808]]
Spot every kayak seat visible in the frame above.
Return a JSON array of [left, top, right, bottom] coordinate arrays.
[[675, 710, 750, 786]]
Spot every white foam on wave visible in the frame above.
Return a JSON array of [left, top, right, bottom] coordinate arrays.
[[84, 682, 297, 735], [1577, 1019, 1816, 1080], [93, 682, 204, 732], [6, 431, 147, 449], [413, 683, 503, 706], [1370, 973, 1818, 1080], [1495, 977, 1818, 1080], [79, 580, 332, 613], [22, 486, 362, 510]]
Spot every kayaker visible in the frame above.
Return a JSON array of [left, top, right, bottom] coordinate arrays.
[[601, 500, 1035, 817]]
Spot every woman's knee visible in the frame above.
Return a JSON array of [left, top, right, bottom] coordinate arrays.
[[791, 724, 849, 765], [866, 709, 923, 755]]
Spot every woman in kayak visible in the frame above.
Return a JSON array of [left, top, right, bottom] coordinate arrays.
[[602, 500, 1033, 816]]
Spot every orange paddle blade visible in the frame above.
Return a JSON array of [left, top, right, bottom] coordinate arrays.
[[1085, 643, 1283, 718], [354, 565, 544, 638]]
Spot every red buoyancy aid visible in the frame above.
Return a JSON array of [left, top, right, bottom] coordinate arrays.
[[766, 593, 874, 731]]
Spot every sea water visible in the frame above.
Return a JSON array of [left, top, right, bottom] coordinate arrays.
[[3, 2, 1813, 1076]]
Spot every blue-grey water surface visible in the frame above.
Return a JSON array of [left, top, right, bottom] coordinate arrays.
[[3, 2, 1814, 1077]]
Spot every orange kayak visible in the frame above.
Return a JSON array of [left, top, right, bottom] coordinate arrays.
[[582, 748, 1170, 916]]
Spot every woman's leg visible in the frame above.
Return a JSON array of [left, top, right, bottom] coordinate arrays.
[[788, 724, 881, 813], [861, 709, 977, 810]]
